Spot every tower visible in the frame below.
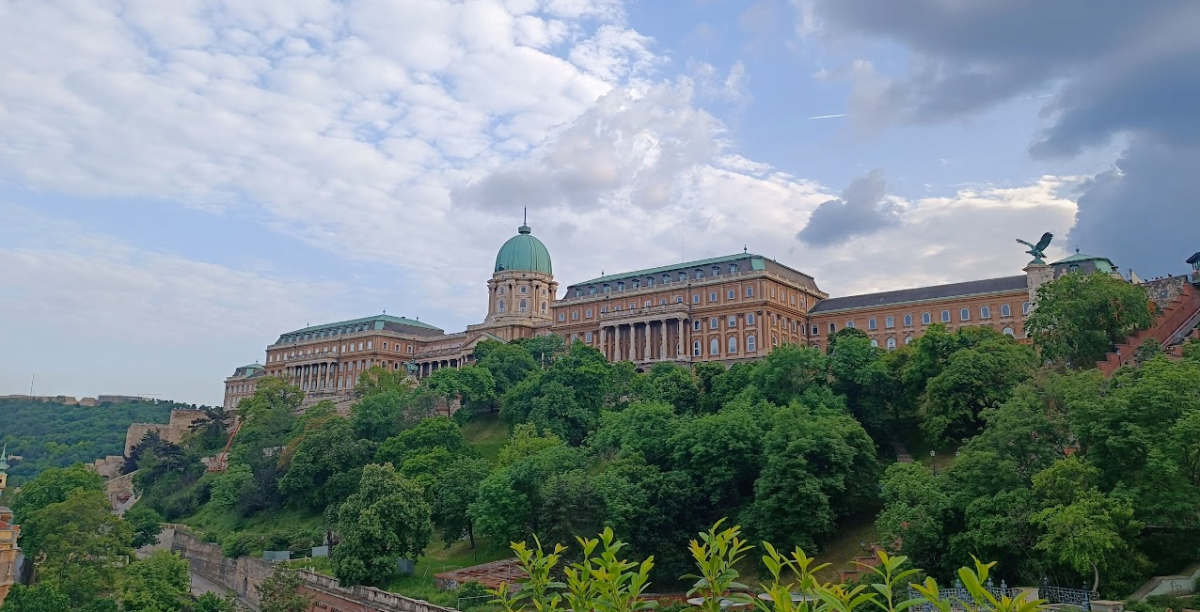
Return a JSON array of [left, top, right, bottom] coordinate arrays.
[[482, 219, 558, 339], [0, 445, 21, 605]]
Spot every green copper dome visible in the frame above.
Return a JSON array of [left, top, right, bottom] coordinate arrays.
[[495, 225, 552, 274]]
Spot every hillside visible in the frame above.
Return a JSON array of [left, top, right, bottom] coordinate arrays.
[[0, 397, 191, 484]]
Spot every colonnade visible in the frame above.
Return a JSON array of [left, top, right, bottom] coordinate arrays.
[[598, 317, 687, 363]]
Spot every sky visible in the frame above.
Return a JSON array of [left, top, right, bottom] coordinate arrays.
[[1, 0, 1197, 406]]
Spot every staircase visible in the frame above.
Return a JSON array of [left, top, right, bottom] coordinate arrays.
[[1097, 282, 1200, 375]]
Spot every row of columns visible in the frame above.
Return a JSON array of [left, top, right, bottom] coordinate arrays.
[[413, 358, 463, 377], [599, 318, 686, 363]]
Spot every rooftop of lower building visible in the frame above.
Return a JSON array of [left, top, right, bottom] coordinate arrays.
[[565, 252, 819, 293], [809, 275, 1028, 314]]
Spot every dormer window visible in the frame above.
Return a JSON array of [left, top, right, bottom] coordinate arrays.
[[712, 266, 720, 276], [678, 272, 686, 282], [588, 286, 596, 295], [730, 264, 738, 273], [632, 279, 640, 289], [603, 284, 611, 293], [646, 277, 654, 287], [575, 288, 583, 298], [616, 282, 625, 291], [694, 269, 703, 279]]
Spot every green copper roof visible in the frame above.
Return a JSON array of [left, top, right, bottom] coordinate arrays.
[[1052, 252, 1116, 272], [573, 253, 765, 286], [278, 314, 444, 343], [495, 225, 552, 274]]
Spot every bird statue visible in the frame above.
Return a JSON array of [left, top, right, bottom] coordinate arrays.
[[1016, 232, 1054, 264]]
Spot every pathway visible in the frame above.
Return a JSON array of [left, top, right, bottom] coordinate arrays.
[[891, 438, 913, 463]]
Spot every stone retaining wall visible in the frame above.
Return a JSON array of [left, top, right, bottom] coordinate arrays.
[[166, 527, 459, 612]]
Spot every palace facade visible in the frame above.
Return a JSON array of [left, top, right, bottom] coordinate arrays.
[[223, 222, 1175, 410]]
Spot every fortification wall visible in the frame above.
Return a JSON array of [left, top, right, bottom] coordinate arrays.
[[124, 409, 209, 456], [167, 528, 460, 612]]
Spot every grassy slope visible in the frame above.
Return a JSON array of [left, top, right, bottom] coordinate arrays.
[[462, 412, 510, 464]]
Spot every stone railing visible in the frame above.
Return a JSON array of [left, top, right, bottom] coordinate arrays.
[[599, 302, 691, 323]]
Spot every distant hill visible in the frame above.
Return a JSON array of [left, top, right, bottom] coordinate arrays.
[[0, 397, 196, 484]]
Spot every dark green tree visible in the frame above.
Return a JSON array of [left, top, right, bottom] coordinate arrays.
[[331, 464, 433, 584], [1026, 272, 1155, 368], [10, 463, 103, 520], [921, 337, 1037, 442], [119, 550, 191, 612], [278, 415, 371, 512], [431, 456, 490, 549], [259, 565, 312, 612], [22, 488, 133, 607], [123, 503, 164, 549], [0, 584, 70, 612]]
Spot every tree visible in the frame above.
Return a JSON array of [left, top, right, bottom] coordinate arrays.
[[259, 565, 312, 612], [10, 463, 103, 520], [124, 503, 164, 549], [1031, 458, 1143, 592], [875, 462, 950, 575], [119, 550, 191, 612], [0, 584, 70, 612], [476, 341, 539, 396], [431, 456, 490, 549], [278, 415, 371, 512], [745, 403, 879, 551], [643, 363, 700, 414], [21, 488, 133, 607], [922, 337, 1036, 443], [588, 401, 678, 467], [354, 365, 415, 398], [1026, 272, 1155, 368], [331, 464, 433, 584], [350, 388, 409, 442], [192, 593, 239, 612], [670, 409, 765, 515], [498, 424, 563, 467], [376, 417, 466, 467], [752, 344, 828, 407]]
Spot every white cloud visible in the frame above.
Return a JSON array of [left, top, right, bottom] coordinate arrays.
[[0, 0, 1086, 403]]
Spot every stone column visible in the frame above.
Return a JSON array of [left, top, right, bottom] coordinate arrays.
[[659, 319, 667, 361], [615, 325, 623, 361], [643, 322, 651, 361], [600, 326, 608, 361], [677, 319, 685, 358]]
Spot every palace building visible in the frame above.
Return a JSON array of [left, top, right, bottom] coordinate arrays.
[[223, 222, 1190, 410]]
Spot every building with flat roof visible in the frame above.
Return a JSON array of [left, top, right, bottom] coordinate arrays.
[[223, 222, 1195, 408]]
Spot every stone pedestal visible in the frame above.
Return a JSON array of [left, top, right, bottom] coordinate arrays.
[[1024, 262, 1054, 308]]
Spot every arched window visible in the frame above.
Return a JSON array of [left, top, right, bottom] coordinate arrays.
[[905, 336, 914, 345], [678, 272, 687, 282], [868, 318, 877, 330], [870, 339, 879, 347], [728, 315, 737, 328], [846, 320, 855, 328], [960, 308, 970, 321], [886, 338, 896, 350], [903, 314, 912, 327], [632, 279, 640, 289], [941, 310, 951, 323], [747, 335, 757, 352], [519, 299, 528, 312], [829, 322, 836, 333], [693, 294, 700, 304], [980, 306, 991, 319], [710, 338, 720, 355], [886, 316, 895, 328], [728, 336, 738, 354], [603, 284, 610, 293], [747, 313, 756, 325], [1001, 303, 1012, 317], [710, 317, 719, 329], [586, 332, 593, 342], [695, 269, 704, 279], [923, 312, 932, 324], [693, 340, 702, 356], [498, 299, 506, 312], [1022, 301, 1031, 314], [772, 333, 778, 346], [694, 319, 701, 331], [541, 302, 547, 312], [1003, 327, 1015, 337], [616, 282, 624, 291]]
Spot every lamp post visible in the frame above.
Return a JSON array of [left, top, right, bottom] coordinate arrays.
[[930, 450, 937, 474]]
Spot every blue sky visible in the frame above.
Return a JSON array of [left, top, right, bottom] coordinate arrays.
[[1, 0, 1195, 405]]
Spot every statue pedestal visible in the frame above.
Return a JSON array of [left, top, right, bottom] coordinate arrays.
[[1024, 261, 1053, 307]]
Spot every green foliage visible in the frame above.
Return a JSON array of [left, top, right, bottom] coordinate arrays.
[[745, 403, 879, 552], [921, 334, 1036, 442], [331, 463, 433, 585], [259, 565, 313, 612], [377, 417, 466, 466], [192, 592, 240, 612], [1026, 272, 1156, 368], [22, 486, 133, 607], [278, 415, 371, 512], [0, 584, 71, 612], [0, 397, 183, 485], [683, 521, 754, 612], [124, 503, 165, 548], [10, 463, 103, 521], [589, 402, 678, 466], [118, 550, 192, 612], [670, 410, 764, 513], [477, 341, 540, 397]]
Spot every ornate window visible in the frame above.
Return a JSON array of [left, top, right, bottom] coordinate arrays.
[[632, 279, 640, 289], [557, 312, 566, 322], [727, 289, 736, 300], [747, 313, 756, 325], [868, 318, 878, 330], [1003, 327, 1015, 336], [498, 299, 506, 312], [846, 320, 856, 328], [812, 324, 819, 335], [695, 269, 704, 279], [710, 317, 719, 329], [585, 308, 593, 318], [728, 336, 738, 354], [887, 338, 896, 350], [747, 335, 757, 352], [829, 322, 836, 333], [923, 312, 932, 324], [745, 286, 754, 297], [728, 315, 737, 328], [1001, 303, 1012, 317], [710, 338, 720, 355], [693, 341, 702, 356], [886, 316, 895, 328], [904, 314, 913, 327], [586, 332, 593, 342], [694, 320, 701, 331], [731, 264, 739, 273], [710, 292, 718, 302], [617, 282, 625, 291], [941, 310, 951, 323], [520, 299, 527, 312], [1022, 301, 1031, 315], [960, 308, 970, 321], [870, 339, 879, 347], [980, 306, 991, 319], [904, 336, 913, 345]]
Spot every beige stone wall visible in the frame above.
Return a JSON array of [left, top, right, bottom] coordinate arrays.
[[89, 455, 125, 479], [124, 409, 209, 456], [807, 289, 1032, 352]]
